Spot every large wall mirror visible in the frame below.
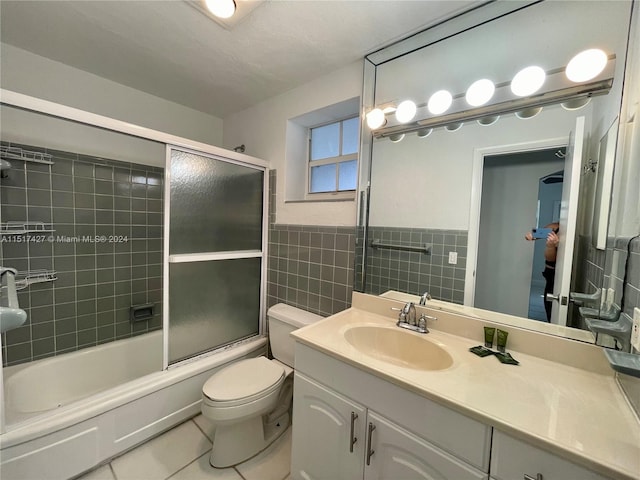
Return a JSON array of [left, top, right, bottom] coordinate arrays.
[[355, 0, 636, 343]]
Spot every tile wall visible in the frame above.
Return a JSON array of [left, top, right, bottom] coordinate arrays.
[[0, 142, 163, 366], [364, 226, 467, 303], [266, 171, 356, 317]]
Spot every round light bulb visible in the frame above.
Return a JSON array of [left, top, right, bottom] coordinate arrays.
[[465, 79, 495, 107], [389, 133, 405, 143], [428, 90, 453, 115], [515, 107, 543, 119], [445, 122, 463, 132], [395, 100, 417, 123], [561, 97, 591, 111], [566, 49, 607, 82], [511, 66, 546, 97], [417, 128, 433, 138], [366, 108, 386, 130], [205, 0, 236, 19], [477, 115, 499, 126]]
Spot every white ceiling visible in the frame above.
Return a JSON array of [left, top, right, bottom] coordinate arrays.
[[0, 0, 478, 118]]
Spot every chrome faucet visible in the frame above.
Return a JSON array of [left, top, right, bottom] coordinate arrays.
[[391, 302, 435, 334], [419, 292, 432, 306]]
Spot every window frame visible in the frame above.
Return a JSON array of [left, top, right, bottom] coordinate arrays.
[[306, 116, 359, 199]]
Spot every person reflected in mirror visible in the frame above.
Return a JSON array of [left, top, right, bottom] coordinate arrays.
[[525, 222, 559, 322]]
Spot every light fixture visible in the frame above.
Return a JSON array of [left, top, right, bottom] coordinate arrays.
[[515, 107, 543, 119], [204, 0, 236, 18], [389, 133, 405, 143], [477, 116, 499, 126], [561, 97, 591, 111], [366, 108, 386, 129], [511, 66, 546, 97], [466, 79, 495, 107], [428, 90, 453, 114], [566, 49, 607, 82], [445, 122, 463, 132], [417, 128, 433, 138], [395, 100, 417, 123]]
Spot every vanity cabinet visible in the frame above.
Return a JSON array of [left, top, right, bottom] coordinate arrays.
[[490, 431, 612, 480], [292, 373, 487, 480]]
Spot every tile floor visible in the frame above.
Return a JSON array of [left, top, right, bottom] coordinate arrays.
[[77, 415, 292, 480]]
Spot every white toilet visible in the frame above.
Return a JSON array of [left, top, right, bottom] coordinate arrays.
[[201, 303, 322, 468]]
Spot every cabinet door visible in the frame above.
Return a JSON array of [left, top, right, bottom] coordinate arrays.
[[364, 412, 487, 480], [490, 431, 611, 480], [291, 373, 366, 480]]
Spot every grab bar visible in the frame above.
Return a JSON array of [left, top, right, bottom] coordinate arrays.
[[370, 239, 432, 255], [1, 267, 28, 333]]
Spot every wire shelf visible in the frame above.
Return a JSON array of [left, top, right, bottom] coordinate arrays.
[[14, 270, 57, 290], [0, 221, 55, 235], [0, 145, 54, 165]]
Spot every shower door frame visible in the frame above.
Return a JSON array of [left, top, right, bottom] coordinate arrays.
[[0, 89, 269, 433], [163, 145, 269, 369]]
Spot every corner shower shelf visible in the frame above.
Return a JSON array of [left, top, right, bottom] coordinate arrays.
[[0, 145, 54, 165], [0, 221, 55, 235], [14, 270, 57, 290]]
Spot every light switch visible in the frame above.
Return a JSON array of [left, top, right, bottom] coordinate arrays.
[[448, 252, 458, 265], [632, 308, 640, 353]]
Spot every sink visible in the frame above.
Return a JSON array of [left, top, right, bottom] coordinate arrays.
[[344, 325, 453, 371]]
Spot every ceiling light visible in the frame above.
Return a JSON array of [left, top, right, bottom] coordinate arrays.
[[445, 122, 463, 132], [515, 107, 543, 119], [428, 90, 453, 114], [566, 49, 608, 82], [389, 133, 405, 143], [204, 0, 236, 19], [477, 116, 499, 126], [395, 100, 417, 123], [561, 97, 591, 110], [366, 108, 386, 130], [511, 66, 546, 97], [417, 128, 433, 138], [466, 79, 495, 107]]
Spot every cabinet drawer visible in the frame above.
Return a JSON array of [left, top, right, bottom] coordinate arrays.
[[490, 430, 611, 480]]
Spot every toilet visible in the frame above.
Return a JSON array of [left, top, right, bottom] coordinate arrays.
[[201, 303, 322, 468]]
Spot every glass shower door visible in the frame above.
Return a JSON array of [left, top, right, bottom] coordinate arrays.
[[165, 148, 266, 365]]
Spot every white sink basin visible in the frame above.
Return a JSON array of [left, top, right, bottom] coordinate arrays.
[[344, 325, 453, 371]]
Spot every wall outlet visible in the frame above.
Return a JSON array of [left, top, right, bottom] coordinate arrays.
[[632, 308, 640, 353], [448, 251, 458, 265]]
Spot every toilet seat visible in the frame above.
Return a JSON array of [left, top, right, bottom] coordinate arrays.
[[203, 357, 285, 407]]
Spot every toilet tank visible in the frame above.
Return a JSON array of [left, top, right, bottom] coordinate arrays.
[[267, 303, 323, 367]]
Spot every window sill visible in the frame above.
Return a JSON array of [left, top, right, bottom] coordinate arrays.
[[285, 196, 355, 204]]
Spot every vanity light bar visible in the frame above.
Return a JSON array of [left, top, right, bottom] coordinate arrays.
[[372, 56, 615, 139]]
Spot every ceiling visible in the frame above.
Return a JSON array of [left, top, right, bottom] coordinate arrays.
[[0, 0, 478, 118]]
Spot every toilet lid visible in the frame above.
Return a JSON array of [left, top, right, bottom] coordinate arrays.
[[203, 357, 285, 402]]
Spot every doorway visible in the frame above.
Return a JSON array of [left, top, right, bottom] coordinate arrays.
[[474, 148, 565, 320]]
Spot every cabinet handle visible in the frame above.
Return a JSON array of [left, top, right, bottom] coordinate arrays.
[[366, 422, 376, 466], [349, 412, 358, 453], [524, 474, 543, 480]]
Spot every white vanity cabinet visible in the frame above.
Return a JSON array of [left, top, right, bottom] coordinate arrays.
[[291, 343, 492, 480], [490, 431, 613, 480], [292, 373, 487, 480]]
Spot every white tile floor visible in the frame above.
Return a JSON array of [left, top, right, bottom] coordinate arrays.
[[77, 415, 292, 480]]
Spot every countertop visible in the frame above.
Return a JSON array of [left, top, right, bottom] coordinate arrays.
[[291, 302, 640, 480]]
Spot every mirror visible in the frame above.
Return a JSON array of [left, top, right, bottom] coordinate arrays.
[[355, 0, 635, 342]]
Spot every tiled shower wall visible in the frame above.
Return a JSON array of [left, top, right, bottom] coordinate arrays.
[[364, 226, 467, 303], [266, 171, 356, 317], [1, 142, 163, 366]]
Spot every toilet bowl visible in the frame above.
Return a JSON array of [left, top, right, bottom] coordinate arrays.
[[201, 303, 322, 468]]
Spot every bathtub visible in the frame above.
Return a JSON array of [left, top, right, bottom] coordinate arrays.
[[0, 331, 267, 480]]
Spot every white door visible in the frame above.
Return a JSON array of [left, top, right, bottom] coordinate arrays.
[[550, 116, 585, 325], [364, 412, 487, 480], [291, 373, 366, 480]]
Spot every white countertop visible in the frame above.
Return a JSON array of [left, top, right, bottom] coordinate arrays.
[[291, 303, 640, 480]]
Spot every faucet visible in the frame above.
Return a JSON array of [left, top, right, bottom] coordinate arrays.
[[392, 302, 435, 334], [419, 292, 432, 306]]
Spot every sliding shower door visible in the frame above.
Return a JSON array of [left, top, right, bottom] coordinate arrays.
[[165, 148, 266, 365]]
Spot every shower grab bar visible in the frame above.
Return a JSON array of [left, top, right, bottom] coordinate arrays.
[[0, 267, 28, 333], [370, 239, 432, 255]]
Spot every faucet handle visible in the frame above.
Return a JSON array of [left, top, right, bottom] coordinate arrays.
[[417, 313, 437, 333], [391, 307, 408, 323]]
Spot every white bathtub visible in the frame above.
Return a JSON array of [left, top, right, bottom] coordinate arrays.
[[0, 331, 267, 480]]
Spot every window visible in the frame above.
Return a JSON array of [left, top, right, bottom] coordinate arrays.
[[308, 117, 359, 194]]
